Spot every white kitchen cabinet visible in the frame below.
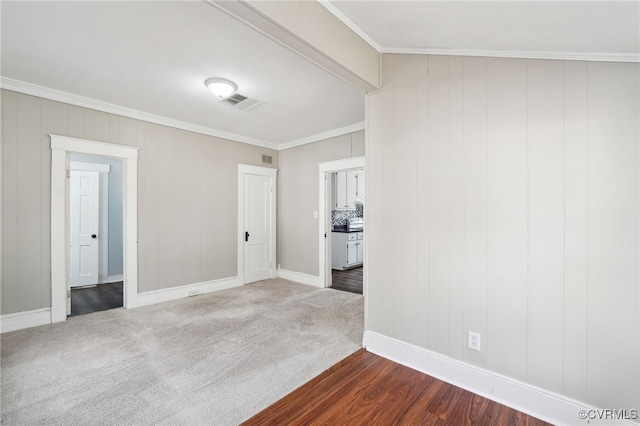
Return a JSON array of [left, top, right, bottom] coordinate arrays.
[[333, 172, 347, 209], [346, 239, 358, 266], [332, 232, 364, 270], [332, 169, 363, 210], [345, 170, 358, 208]]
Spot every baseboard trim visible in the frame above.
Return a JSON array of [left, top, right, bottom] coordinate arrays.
[[1, 308, 52, 333], [137, 276, 242, 307], [277, 269, 321, 287], [363, 331, 635, 426], [0, 277, 242, 333], [108, 274, 124, 283]]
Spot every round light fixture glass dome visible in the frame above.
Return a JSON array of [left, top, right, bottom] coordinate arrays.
[[205, 78, 237, 98]]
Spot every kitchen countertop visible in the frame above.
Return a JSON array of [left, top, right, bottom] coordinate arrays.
[[332, 227, 364, 233]]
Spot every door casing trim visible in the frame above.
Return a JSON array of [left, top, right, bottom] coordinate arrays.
[[318, 156, 365, 289], [50, 134, 139, 323]]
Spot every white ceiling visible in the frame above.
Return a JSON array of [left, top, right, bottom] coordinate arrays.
[[328, 1, 639, 58], [0, 1, 365, 148], [2, 2, 638, 150]]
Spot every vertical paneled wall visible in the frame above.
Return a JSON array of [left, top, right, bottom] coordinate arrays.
[[1, 90, 277, 315], [366, 55, 639, 410]]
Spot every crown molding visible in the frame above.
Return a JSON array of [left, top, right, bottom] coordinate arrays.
[[0, 77, 365, 151], [381, 48, 640, 63], [278, 121, 366, 151], [315, 2, 638, 64], [0, 76, 279, 150], [317, 0, 382, 53]]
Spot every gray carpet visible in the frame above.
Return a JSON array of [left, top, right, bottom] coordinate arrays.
[[0, 279, 364, 425]]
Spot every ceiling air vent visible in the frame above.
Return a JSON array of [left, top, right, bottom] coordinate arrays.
[[219, 93, 263, 111], [222, 93, 247, 105], [261, 154, 273, 165]]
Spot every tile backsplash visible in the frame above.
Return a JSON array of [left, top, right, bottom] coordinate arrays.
[[331, 205, 364, 226]]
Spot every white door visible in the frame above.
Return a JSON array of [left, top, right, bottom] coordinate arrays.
[[243, 173, 272, 283], [69, 170, 99, 288]]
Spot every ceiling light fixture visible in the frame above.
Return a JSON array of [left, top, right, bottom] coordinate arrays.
[[205, 77, 237, 99]]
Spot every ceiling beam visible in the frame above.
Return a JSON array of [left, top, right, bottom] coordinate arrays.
[[206, 0, 380, 94]]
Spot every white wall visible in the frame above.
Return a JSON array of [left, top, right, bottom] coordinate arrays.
[[277, 131, 364, 276], [1, 90, 278, 315], [366, 54, 639, 411]]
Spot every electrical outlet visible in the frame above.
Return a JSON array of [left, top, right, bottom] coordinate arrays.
[[468, 331, 481, 351]]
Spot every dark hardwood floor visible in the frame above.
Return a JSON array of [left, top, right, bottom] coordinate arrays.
[[330, 266, 363, 294], [70, 281, 123, 316], [243, 349, 551, 426]]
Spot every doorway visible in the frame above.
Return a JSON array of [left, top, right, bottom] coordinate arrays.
[[318, 157, 365, 293], [327, 170, 364, 294], [50, 135, 139, 323], [68, 156, 124, 316], [237, 164, 277, 284]]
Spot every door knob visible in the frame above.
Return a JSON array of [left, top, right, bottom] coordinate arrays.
[[91, 234, 97, 239], [245, 231, 250, 242]]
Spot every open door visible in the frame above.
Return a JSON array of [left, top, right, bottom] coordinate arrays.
[[69, 170, 100, 288], [325, 173, 333, 288]]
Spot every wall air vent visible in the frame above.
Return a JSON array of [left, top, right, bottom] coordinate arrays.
[[219, 93, 263, 111], [261, 154, 273, 164]]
